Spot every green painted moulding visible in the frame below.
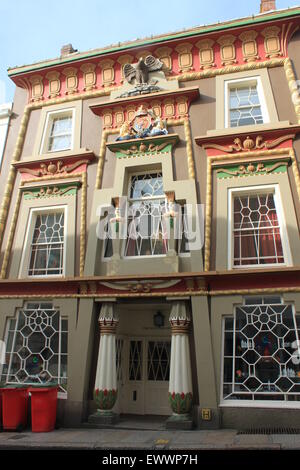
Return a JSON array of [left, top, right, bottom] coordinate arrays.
[[216, 161, 288, 179], [23, 183, 79, 200], [106, 133, 179, 158]]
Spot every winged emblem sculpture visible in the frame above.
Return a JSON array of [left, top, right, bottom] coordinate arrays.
[[123, 56, 163, 85]]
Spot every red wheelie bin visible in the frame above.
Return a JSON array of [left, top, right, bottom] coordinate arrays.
[[0, 388, 3, 429], [28, 386, 58, 432], [2, 387, 29, 431]]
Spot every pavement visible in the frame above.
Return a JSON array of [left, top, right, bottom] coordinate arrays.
[[1, 417, 300, 450]]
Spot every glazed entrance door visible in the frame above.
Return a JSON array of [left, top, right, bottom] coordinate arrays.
[[120, 337, 171, 415]]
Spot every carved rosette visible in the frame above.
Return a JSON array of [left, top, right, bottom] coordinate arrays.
[[168, 302, 193, 415]]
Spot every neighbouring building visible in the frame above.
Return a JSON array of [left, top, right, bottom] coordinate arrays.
[[0, 1, 300, 430]]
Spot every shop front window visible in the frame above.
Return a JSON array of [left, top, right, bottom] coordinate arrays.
[[223, 297, 300, 402], [1, 303, 68, 392]]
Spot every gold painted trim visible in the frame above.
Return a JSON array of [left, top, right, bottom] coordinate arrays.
[[80, 171, 87, 276], [0, 286, 299, 299], [203, 147, 299, 271], [284, 57, 300, 124], [0, 186, 23, 279], [169, 58, 285, 82]]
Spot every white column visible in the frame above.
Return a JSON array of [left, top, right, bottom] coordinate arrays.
[[94, 303, 119, 412], [168, 301, 193, 415]]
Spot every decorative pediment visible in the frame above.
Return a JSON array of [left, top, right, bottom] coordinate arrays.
[[106, 133, 179, 158], [12, 151, 95, 181]]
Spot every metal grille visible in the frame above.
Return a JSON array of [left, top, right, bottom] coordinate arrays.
[[229, 85, 263, 127], [147, 341, 171, 381], [29, 211, 65, 276], [238, 428, 300, 435], [1, 302, 68, 392], [223, 297, 300, 402]]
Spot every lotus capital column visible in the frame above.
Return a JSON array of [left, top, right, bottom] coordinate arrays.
[[93, 303, 119, 413], [168, 301, 193, 416]]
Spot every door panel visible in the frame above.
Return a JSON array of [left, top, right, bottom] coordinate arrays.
[[120, 337, 171, 416]]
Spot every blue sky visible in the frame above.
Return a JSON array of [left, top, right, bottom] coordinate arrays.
[[0, 0, 298, 102]]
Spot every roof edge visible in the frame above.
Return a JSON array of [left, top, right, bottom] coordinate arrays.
[[7, 6, 300, 78]]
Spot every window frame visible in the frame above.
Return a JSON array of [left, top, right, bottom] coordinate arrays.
[[1, 302, 68, 394], [224, 76, 269, 129], [227, 184, 292, 270], [123, 170, 168, 259], [39, 108, 75, 155], [220, 297, 300, 408], [19, 205, 68, 279]]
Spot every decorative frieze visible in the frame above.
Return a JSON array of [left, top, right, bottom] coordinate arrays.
[[98, 59, 115, 87], [62, 67, 78, 94], [29, 75, 44, 102], [80, 63, 96, 91], [117, 54, 134, 82], [203, 134, 295, 153], [46, 71, 61, 98], [23, 184, 78, 199], [239, 31, 259, 63], [195, 39, 215, 69], [154, 46, 173, 74], [175, 43, 193, 72], [216, 161, 289, 179], [262, 26, 282, 58], [176, 96, 188, 117], [218, 35, 237, 66]]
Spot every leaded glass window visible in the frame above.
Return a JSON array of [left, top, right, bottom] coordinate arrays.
[[48, 114, 73, 152], [222, 297, 300, 402], [147, 341, 171, 381], [1, 303, 68, 392], [233, 193, 284, 267], [125, 173, 168, 257], [229, 84, 264, 127], [29, 211, 65, 276]]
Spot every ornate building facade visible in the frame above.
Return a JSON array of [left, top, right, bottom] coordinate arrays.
[[0, 1, 300, 429]]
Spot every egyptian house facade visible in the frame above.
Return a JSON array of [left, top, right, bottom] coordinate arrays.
[[1, 1, 300, 429]]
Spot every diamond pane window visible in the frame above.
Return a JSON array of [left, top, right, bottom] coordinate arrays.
[[229, 85, 264, 127], [129, 340, 142, 381], [222, 297, 300, 402], [48, 115, 73, 152], [29, 211, 65, 276], [1, 303, 68, 392], [125, 173, 168, 257], [147, 341, 171, 381], [233, 193, 285, 267]]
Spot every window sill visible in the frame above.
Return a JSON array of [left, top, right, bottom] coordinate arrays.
[[220, 401, 300, 409], [205, 121, 291, 138]]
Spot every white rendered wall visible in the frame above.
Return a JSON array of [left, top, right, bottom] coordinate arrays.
[[0, 103, 12, 168]]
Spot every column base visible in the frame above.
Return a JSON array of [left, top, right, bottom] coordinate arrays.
[[88, 410, 120, 426], [165, 413, 194, 430]]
